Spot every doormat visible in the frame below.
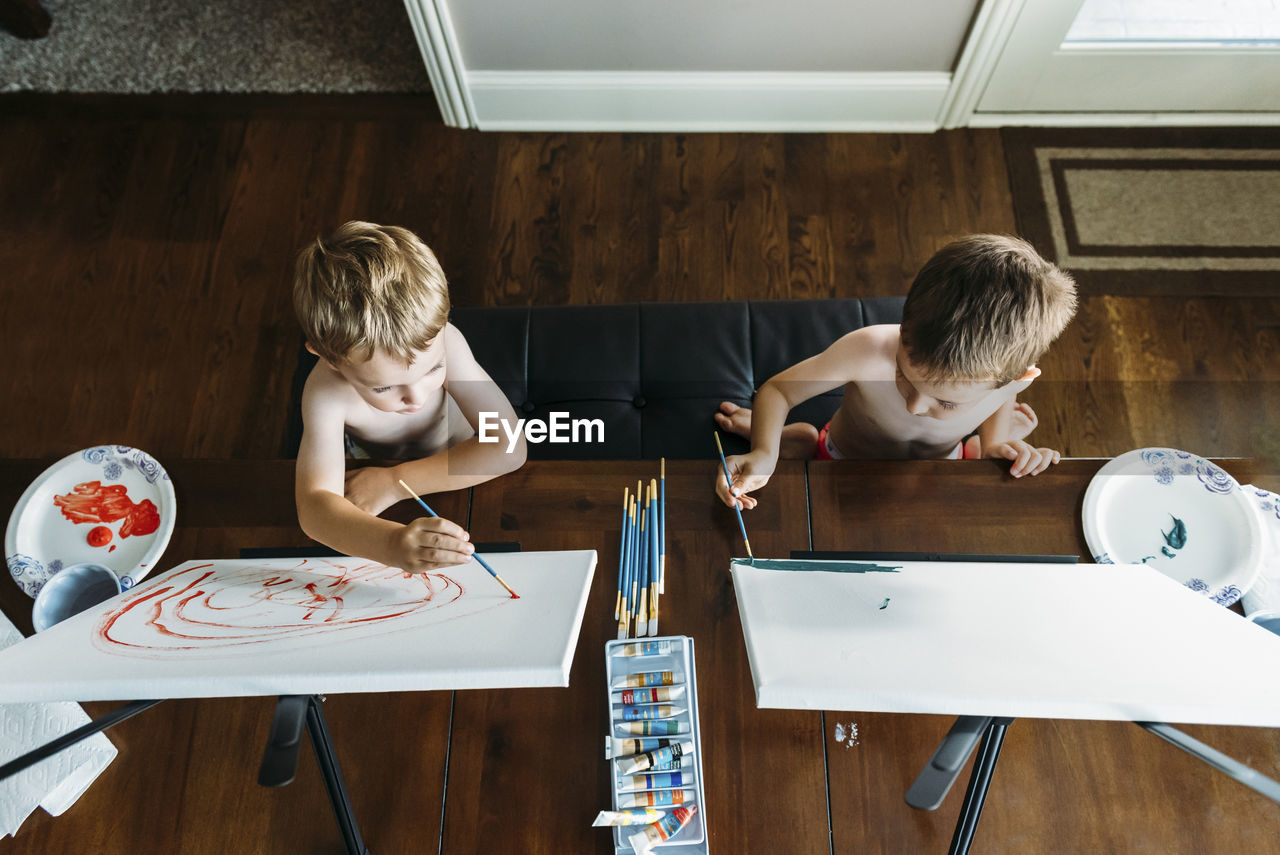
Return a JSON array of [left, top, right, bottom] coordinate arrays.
[[1002, 127, 1280, 296]]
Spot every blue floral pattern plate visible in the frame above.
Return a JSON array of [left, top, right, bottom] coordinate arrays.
[[5, 446, 177, 598], [1082, 448, 1262, 606]]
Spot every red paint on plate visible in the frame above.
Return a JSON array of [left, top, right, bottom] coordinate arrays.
[[54, 480, 161, 538], [87, 525, 113, 547]]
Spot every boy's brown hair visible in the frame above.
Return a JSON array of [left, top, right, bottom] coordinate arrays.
[[294, 221, 450, 365], [900, 234, 1077, 386]]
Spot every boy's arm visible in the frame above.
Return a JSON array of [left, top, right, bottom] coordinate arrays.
[[975, 396, 1060, 478], [717, 329, 870, 507], [353, 324, 528, 512], [295, 370, 476, 572]]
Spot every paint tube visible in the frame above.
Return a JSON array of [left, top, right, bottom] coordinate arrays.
[[615, 640, 676, 657], [628, 805, 698, 854], [605, 736, 677, 759], [615, 741, 693, 775], [616, 771, 689, 792], [612, 704, 685, 721], [616, 788, 695, 808], [641, 756, 690, 773], [612, 685, 685, 705], [616, 719, 689, 736], [591, 808, 666, 827], [611, 670, 681, 688]]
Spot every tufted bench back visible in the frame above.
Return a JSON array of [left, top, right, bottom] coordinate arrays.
[[449, 298, 904, 460]]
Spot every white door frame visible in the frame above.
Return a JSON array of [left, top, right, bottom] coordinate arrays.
[[407, 0, 1280, 131], [937, 0, 1028, 128], [403, 0, 478, 128], [402, 0, 950, 131], [941, 0, 1280, 127]]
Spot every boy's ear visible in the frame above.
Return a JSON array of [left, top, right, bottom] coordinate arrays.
[[1017, 365, 1042, 383], [304, 342, 340, 371]]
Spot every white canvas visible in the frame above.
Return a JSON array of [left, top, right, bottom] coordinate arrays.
[[0, 550, 596, 703], [731, 559, 1280, 726]]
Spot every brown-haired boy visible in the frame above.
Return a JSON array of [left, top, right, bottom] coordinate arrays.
[[294, 221, 526, 571], [715, 234, 1077, 509]]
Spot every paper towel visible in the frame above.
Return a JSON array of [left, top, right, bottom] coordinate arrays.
[[1241, 484, 1280, 617], [0, 610, 117, 838]]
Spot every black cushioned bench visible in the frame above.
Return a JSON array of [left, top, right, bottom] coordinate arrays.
[[450, 298, 904, 460], [288, 298, 904, 460]]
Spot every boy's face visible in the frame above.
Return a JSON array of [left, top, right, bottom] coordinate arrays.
[[332, 337, 447, 415], [893, 345, 999, 421]]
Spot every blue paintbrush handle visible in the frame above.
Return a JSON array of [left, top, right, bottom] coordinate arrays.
[[714, 433, 753, 558], [397, 481, 510, 588], [649, 490, 659, 581], [618, 492, 630, 616]]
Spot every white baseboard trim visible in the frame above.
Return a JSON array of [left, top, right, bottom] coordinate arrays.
[[969, 111, 1280, 127], [466, 71, 951, 132]]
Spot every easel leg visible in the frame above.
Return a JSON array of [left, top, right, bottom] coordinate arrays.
[[305, 695, 370, 855], [947, 718, 1012, 855], [1136, 721, 1280, 803], [0, 699, 161, 782], [261, 694, 369, 855]]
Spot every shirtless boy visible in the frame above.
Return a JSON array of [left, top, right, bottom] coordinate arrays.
[[715, 234, 1077, 509], [294, 221, 526, 571]]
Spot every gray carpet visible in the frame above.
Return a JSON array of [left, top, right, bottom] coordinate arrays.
[[1, 0, 432, 93]]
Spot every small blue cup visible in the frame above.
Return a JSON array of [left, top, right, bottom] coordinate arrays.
[[1248, 610, 1280, 638], [32, 562, 122, 632]]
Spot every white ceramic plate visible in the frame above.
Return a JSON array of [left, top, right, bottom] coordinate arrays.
[[5, 446, 177, 598], [1082, 447, 1262, 606], [1239, 484, 1280, 616]]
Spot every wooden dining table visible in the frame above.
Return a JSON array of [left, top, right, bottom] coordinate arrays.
[[1, 457, 1277, 854]]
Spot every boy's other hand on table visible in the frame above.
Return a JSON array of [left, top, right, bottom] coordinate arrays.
[[715, 451, 773, 510], [344, 465, 403, 516], [390, 517, 475, 574], [987, 439, 1061, 478]]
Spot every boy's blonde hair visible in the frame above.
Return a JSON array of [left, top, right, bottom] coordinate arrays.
[[900, 235, 1077, 386], [294, 221, 450, 365]]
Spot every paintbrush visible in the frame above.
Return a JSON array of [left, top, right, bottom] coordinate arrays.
[[658, 457, 666, 595], [713, 432, 754, 561], [396, 480, 519, 599], [618, 493, 636, 639], [616, 486, 630, 621], [631, 480, 642, 633], [648, 477, 660, 637], [637, 484, 650, 637]]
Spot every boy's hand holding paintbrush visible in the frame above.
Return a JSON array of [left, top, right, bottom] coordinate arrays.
[[389, 515, 476, 574], [713, 449, 769, 511]]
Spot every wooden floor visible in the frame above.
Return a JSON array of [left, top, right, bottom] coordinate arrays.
[[1, 94, 1278, 852]]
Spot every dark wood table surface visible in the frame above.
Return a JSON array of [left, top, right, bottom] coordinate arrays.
[[1, 458, 1277, 854]]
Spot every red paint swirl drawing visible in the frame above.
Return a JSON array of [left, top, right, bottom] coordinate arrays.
[[54, 480, 160, 538], [92, 559, 492, 659]]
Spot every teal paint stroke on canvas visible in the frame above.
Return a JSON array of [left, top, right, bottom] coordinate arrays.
[[732, 558, 902, 575]]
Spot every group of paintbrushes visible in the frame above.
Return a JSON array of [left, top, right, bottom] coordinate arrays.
[[615, 460, 666, 639]]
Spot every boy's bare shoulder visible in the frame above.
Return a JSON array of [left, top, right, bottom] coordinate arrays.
[[829, 324, 899, 365], [301, 361, 359, 420], [441, 321, 478, 357], [440, 321, 485, 379]]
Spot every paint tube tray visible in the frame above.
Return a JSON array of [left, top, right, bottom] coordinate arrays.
[[605, 635, 708, 853]]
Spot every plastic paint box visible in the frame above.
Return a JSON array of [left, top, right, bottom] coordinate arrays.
[[605, 635, 708, 853]]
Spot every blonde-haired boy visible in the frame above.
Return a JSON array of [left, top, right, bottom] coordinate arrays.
[[294, 221, 526, 571], [715, 234, 1077, 509]]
